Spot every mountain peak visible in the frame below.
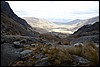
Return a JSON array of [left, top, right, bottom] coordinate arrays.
[[66, 19, 82, 25]]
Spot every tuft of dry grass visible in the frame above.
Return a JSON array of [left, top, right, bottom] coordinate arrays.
[[10, 41, 99, 66], [81, 42, 99, 65], [47, 45, 72, 66]]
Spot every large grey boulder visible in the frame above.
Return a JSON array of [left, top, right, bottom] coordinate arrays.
[[1, 43, 20, 66]]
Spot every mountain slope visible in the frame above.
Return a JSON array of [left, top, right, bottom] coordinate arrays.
[[23, 17, 57, 33], [23, 17, 56, 29], [69, 16, 99, 32], [69, 21, 99, 44], [66, 19, 82, 25], [1, 1, 39, 36], [1, 1, 31, 28], [74, 22, 99, 36]]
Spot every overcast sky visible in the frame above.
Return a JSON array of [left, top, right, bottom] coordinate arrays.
[[7, 1, 99, 21]]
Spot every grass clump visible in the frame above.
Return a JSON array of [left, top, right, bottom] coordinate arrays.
[[81, 42, 99, 65], [47, 45, 72, 66]]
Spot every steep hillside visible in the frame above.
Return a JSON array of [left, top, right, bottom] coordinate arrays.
[[74, 22, 99, 36], [66, 19, 82, 25], [1, 1, 39, 36], [72, 16, 99, 32], [68, 22, 99, 44], [23, 17, 56, 32]]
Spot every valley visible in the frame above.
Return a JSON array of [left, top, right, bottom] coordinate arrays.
[[1, 1, 99, 66], [23, 16, 99, 34]]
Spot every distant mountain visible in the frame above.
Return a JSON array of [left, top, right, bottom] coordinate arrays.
[[66, 19, 82, 25], [71, 16, 99, 32], [23, 16, 99, 34], [23, 17, 75, 34], [1, 1, 39, 36], [23, 17, 56, 29], [46, 18, 71, 23], [23, 17, 58, 33]]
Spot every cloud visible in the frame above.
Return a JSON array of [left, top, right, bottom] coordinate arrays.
[[7, 1, 99, 20], [14, 10, 28, 17], [72, 11, 99, 14]]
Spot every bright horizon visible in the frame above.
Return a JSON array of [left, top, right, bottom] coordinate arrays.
[[6, 1, 99, 22]]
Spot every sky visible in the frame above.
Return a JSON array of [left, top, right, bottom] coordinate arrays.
[[6, 1, 99, 22]]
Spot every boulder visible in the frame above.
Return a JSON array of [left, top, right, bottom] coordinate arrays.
[[13, 41, 23, 48], [20, 39, 27, 43], [20, 50, 33, 59], [32, 53, 44, 59], [35, 57, 51, 66], [73, 43, 84, 47], [31, 43, 38, 46], [1, 43, 20, 66], [20, 50, 32, 55]]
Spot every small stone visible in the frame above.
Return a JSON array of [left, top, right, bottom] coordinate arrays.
[[35, 57, 50, 66], [33, 53, 44, 59], [72, 55, 90, 64], [20, 50, 32, 56], [13, 41, 23, 48]]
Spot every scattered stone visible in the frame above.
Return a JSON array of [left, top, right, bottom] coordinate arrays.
[[20, 39, 27, 43], [32, 53, 44, 59], [20, 50, 33, 60], [13, 41, 20, 44], [58, 42, 62, 44], [35, 57, 51, 66], [31, 43, 39, 47], [13, 41, 23, 48], [72, 55, 90, 64], [74, 43, 84, 47], [20, 50, 33, 56]]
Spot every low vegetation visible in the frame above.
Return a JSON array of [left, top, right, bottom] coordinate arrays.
[[10, 41, 99, 66]]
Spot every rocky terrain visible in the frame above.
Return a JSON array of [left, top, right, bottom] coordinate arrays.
[[1, 1, 99, 66]]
